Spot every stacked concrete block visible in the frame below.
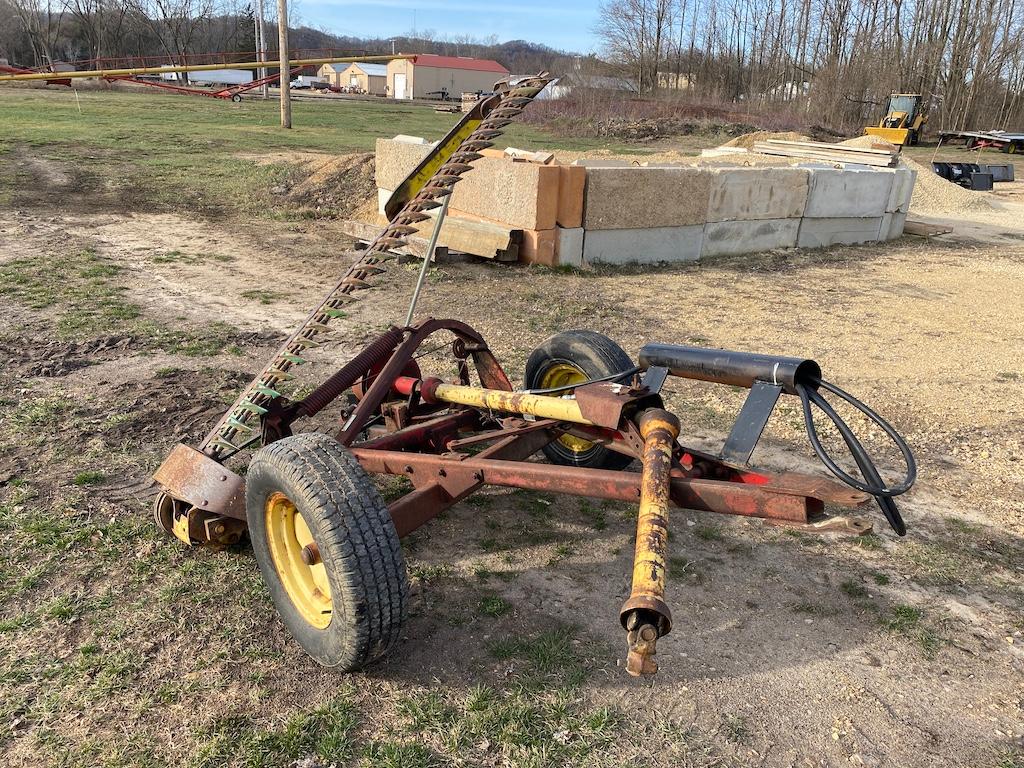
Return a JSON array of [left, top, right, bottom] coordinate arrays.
[[583, 167, 713, 230], [374, 137, 433, 191], [702, 219, 801, 257], [374, 136, 917, 267], [450, 158, 560, 231], [583, 226, 704, 265], [798, 217, 884, 248], [877, 166, 916, 241], [706, 167, 809, 222], [556, 227, 585, 268], [797, 167, 894, 248], [803, 167, 893, 218], [556, 166, 586, 228]]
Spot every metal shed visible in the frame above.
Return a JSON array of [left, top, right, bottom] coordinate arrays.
[[386, 54, 509, 100], [318, 62, 388, 94]]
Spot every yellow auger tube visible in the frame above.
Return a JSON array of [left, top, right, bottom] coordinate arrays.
[[621, 408, 680, 676], [429, 383, 595, 425], [0, 54, 411, 82]]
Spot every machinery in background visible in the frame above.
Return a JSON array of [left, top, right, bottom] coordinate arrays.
[[936, 129, 1024, 154], [865, 93, 928, 146]]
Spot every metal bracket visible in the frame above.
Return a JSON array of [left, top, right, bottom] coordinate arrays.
[[721, 380, 783, 464], [639, 365, 669, 396]]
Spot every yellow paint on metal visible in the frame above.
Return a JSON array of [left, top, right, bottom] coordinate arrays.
[[0, 54, 411, 82], [539, 363, 596, 453], [171, 509, 193, 546], [384, 116, 482, 218], [630, 414, 680, 601], [265, 492, 332, 629], [431, 382, 594, 425], [865, 126, 911, 146]]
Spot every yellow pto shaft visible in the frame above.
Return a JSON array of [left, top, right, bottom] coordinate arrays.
[[620, 408, 680, 676], [427, 382, 595, 425]]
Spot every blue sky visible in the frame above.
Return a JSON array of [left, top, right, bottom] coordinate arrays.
[[292, 0, 601, 54]]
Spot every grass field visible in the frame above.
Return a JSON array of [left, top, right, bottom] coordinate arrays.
[[2, 85, 1023, 768], [0, 87, 653, 218]]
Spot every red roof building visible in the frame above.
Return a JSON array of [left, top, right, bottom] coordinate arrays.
[[386, 54, 509, 100]]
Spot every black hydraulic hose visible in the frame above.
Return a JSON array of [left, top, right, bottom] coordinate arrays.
[[525, 366, 642, 395], [803, 386, 908, 536], [796, 379, 917, 497]]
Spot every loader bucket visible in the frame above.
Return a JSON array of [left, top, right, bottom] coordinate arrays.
[[865, 126, 910, 146]]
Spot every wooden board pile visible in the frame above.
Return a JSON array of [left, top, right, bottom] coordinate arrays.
[[751, 139, 899, 167]]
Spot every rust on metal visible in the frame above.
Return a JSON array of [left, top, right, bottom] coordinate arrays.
[[573, 382, 651, 429], [153, 444, 246, 520], [620, 408, 680, 677]]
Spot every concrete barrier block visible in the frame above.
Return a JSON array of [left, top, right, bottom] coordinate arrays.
[[375, 138, 434, 190], [804, 168, 893, 218], [798, 217, 883, 248], [557, 166, 586, 228], [583, 168, 713, 230], [377, 188, 391, 216], [582, 225, 704, 265], [556, 227, 585, 268], [886, 167, 917, 213], [702, 219, 800, 257], [450, 158, 559, 231], [706, 168, 809, 222], [519, 229, 558, 267], [879, 212, 908, 240]]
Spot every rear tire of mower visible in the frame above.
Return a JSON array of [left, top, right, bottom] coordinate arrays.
[[246, 432, 408, 671], [524, 330, 636, 471]]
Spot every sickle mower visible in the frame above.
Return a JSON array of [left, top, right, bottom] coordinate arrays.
[[152, 74, 916, 676]]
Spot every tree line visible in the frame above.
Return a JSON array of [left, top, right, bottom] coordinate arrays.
[[596, 0, 1024, 131], [3, 0, 1020, 134], [0, 0, 579, 77]]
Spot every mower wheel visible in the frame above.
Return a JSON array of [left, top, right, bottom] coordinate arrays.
[[525, 330, 635, 470], [246, 432, 408, 670]]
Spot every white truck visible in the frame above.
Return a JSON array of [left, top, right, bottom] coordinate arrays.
[[290, 75, 329, 89]]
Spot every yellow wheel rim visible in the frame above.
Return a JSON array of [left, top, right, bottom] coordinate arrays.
[[540, 363, 596, 454], [265, 492, 333, 629]]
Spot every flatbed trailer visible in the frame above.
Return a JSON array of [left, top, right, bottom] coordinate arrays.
[[937, 129, 1024, 153]]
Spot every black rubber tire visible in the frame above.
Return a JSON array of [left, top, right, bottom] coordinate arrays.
[[524, 330, 635, 470], [231, 93, 242, 103], [246, 432, 408, 670]]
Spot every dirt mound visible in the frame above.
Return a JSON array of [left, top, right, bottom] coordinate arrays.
[[901, 156, 997, 216], [283, 152, 376, 219], [840, 134, 900, 152], [722, 130, 810, 149]]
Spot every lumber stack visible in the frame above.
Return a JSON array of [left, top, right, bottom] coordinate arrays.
[[751, 139, 899, 167]]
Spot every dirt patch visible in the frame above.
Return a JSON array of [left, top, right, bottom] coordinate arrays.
[[722, 130, 811, 149], [239, 151, 378, 219], [840, 135, 901, 152]]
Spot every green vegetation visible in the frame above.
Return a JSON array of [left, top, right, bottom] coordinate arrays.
[[884, 604, 943, 657], [0, 247, 240, 353], [840, 579, 869, 599], [0, 89, 649, 220], [477, 594, 512, 617], [240, 288, 286, 304], [72, 470, 106, 486]]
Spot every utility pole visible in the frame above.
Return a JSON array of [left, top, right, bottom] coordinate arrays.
[[277, 0, 291, 128], [256, 0, 268, 98]]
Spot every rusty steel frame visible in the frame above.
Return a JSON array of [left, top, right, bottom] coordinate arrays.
[[151, 315, 877, 674]]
